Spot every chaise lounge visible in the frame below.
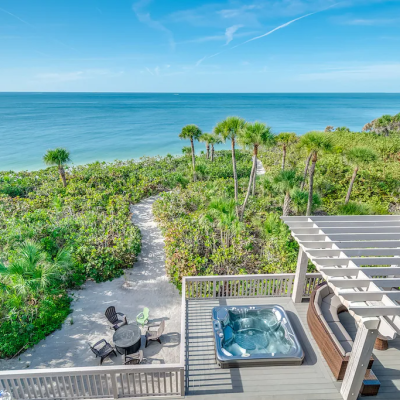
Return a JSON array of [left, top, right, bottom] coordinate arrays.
[[308, 282, 380, 396]]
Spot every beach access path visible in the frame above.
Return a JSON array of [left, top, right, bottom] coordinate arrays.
[[0, 195, 181, 370]]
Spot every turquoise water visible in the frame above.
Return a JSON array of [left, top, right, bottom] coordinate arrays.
[[1, 93, 399, 171]]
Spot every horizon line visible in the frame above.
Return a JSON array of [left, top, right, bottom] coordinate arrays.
[[1, 91, 400, 94]]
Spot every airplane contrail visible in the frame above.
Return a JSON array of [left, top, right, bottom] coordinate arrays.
[[0, 7, 35, 28], [196, 4, 337, 66], [0, 6, 76, 51]]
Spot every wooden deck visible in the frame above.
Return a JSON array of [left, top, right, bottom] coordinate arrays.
[[184, 298, 400, 399]]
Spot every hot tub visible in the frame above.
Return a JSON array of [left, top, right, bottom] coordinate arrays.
[[212, 305, 304, 368]]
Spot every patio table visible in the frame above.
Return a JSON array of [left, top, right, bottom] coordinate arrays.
[[113, 324, 141, 355]]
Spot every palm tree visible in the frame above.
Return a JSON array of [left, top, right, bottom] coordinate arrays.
[[199, 133, 213, 159], [276, 132, 297, 171], [179, 124, 202, 181], [239, 122, 274, 220], [0, 240, 71, 297], [344, 147, 378, 204], [43, 148, 71, 187], [299, 131, 333, 215], [214, 117, 246, 205], [272, 170, 301, 216], [300, 151, 312, 190], [208, 134, 223, 162]]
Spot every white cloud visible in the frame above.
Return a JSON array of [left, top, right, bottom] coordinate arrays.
[[297, 63, 400, 81], [34, 69, 122, 83], [345, 18, 399, 26], [218, 5, 258, 19], [225, 25, 243, 45], [133, 0, 175, 49]]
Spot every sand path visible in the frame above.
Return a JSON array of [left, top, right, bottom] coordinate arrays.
[[0, 195, 181, 370]]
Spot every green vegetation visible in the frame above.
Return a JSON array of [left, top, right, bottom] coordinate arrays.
[[154, 119, 400, 289], [363, 112, 400, 136], [1, 112, 399, 358], [179, 124, 203, 181], [43, 148, 71, 187], [214, 116, 246, 208], [0, 151, 253, 357]]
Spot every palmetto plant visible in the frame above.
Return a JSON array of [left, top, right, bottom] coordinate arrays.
[[199, 133, 213, 159], [43, 148, 71, 187], [276, 132, 297, 171], [290, 189, 321, 216], [214, 117, 246, 207], [272, 170, 301, 216], [299, 131, 333, 215], [0, 241, 72, 298], [344, 147, 378, 204], [204, 198, 242, 247], [208, 134, 223, 162], [179, 124, 203, 182], [239, 121, 274, 220]]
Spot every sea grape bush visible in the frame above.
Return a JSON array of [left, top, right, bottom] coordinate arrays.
[[154, 129, 400, 288], [0, 151, 251, 357]]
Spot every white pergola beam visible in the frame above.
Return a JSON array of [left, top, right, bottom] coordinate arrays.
[[287, 221, 400, 228], [315, 257, 400, 267], [297, 233, 400, 241], [348, 306, 400, 317], [293, 227, 400, 234], [320, 267, 400, 276], [282, 215, 400, 221], [327, 278, 400, 288], [300, 240, 400, 249], [338, 290, 400, 302], [306, 248, 400, 257]]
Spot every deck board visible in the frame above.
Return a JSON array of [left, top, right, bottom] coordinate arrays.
[[185, 298, 342, 399], [184, 297, 400, 399]]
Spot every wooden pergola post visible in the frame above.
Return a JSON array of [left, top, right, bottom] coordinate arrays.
[[340, 318, 379, 400], [292, 247, 308, 303]]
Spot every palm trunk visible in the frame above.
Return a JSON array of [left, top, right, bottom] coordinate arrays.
[[252, 145, 258, 196], [281, 145, 286, 171], [190, 138, 196, 182], [300, 152, 312, 190], [283, 191, 291, 216], [59, 166, 67, 187], [240, 153, 257, 221], [206, 143, 210, 159], [306, 152, 317, 216], [345, 166, 358, 204], [231, 138, 238, 209], [211, 144, 214, 162]]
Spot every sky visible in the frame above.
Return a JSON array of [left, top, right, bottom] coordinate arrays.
[[0, 0, 400, 92]]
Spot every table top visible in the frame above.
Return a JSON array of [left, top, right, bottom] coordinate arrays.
[[113, 324, 141, 348]]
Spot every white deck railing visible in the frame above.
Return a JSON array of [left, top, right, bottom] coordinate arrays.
[[185, 273, 322, 300], [0, 272, 321, 400]]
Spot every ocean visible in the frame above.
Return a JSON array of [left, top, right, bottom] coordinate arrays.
[[0, 92, 399, 172]]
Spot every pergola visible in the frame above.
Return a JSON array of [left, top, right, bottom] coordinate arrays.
[[282, 215, 400, 400]]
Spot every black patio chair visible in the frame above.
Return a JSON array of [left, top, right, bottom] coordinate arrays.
[[89, 339, 117, 365], [105, 306, 128, 330]]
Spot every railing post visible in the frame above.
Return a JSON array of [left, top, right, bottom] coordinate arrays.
[[179, 368, 185, 396], [212, 279, 216, 298], [286, 275, 293, 297], [110, 372, 119, 399], [292, 248, 309, 303]]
